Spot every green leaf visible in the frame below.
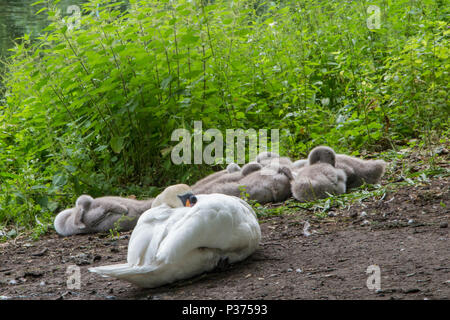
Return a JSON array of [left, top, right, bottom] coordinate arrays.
[[161, 75, 173, 90], [31, 0, 45, 6], [236, 112, 246, 119], [110, 136, 125, 154], [35, 7, 47, 15]]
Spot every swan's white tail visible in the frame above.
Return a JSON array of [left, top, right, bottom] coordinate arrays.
[[89, 263, 158, 278]]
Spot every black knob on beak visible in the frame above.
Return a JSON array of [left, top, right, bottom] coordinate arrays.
[[178, 192, 197, 207]]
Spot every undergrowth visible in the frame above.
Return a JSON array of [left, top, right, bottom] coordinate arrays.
[[0, 0, 448, 236]]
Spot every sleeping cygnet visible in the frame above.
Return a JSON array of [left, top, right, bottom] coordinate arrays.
[[291, 146, 347, 202], [191, 163, 241, 191], [54, 195, 154, 237], [292, 159, 308, 170], [238, 162, 294, 204], [192, 162, 254, 195], [336, 154, 387, 189], [193, 161, 293, 204], [255, 151, 293, 168]]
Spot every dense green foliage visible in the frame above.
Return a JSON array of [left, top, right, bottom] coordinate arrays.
[[0, 0, 448, 234]]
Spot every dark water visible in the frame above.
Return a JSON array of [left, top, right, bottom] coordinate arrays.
[[0, 0, 89, 58]]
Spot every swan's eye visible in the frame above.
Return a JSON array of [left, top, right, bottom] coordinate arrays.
[[189, 195, 197, 206]]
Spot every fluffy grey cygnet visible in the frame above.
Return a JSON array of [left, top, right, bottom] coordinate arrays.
[[241, 162, 263, 176], [192, 162, 258, 195], [335, 154, 387, 189], [255, 151, 293, 167], [239, 163, 294, 203], [292, 159, 308, 169], [192, 160, 293, 204], [190, 163, 241, 191], [54, 195, 154, 237], [291, 146, 347, 202]]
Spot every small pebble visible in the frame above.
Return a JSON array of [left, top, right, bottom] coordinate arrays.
[[408, 219, 415, 225], [8, 280, 17, 285], [349, 212, 358, 218], [361, 220, 370, 226], [39, 281, 46, 286], [287, 268, 293, 272], [403, 288, 420, 294], [360, 211, 367, 218], [106, 295, 116, 300], [296, 268, 302, 273], [440, 222, 448, 228], [328, 212, 336, 217]]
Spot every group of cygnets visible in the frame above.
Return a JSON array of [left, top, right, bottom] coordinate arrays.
[[53, 145, 386, 288], [191, 145, 386, 204]]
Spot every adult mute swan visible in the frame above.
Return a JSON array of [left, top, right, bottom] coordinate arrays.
[[89, 184, 261, 288], [291, 146, 347, 202], [54, 195, 154, 237]]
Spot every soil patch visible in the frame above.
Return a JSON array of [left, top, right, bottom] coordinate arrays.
[[1, 178, 448, 300]]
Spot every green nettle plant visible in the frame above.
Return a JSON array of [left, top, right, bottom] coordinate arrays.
[[0, 0, 448, 236]]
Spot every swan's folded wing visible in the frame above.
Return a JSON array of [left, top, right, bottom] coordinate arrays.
[[127, 205, 175, 265], [155, 198, 241, 264]]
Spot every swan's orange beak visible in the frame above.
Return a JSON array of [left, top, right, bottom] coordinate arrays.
[[185, 199, 191, 207]]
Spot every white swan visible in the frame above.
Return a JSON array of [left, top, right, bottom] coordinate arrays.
[[54, 195, 154, 237], [291, 146, 347, 202], [89, 184, 261, 288]]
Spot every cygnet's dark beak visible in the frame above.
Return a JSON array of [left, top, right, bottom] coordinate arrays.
[[177, 192, 197, 207]]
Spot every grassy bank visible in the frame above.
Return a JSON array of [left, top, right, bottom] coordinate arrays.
[[0, 0, 448, 236]]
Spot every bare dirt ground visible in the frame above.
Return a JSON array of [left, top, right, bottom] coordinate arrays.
[[1, 175, 448, 300]]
